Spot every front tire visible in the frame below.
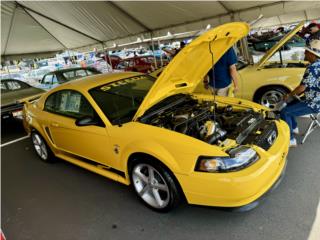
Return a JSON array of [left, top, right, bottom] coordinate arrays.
[[31, 131, 55, 162], [130, 159, 181, 212]]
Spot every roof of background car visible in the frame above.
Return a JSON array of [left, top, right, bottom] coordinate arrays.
[[0, 78, 16, 81], [1, 78, 25, 82], [50, 67, 100, 74], [119, 55, 154, 61], [53, 71, 144, 92]]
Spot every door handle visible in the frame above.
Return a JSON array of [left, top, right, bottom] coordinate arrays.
[[51, 122, 59, 127]]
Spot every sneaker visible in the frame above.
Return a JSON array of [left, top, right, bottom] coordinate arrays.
[[290, 138, 298, 147], [293, 127, 299, 135]]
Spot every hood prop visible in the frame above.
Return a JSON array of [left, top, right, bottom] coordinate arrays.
[[208, 39, 218, 138]]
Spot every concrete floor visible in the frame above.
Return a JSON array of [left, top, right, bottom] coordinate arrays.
[[1, 118, 320, 240]]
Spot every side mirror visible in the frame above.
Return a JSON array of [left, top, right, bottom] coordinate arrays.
[[75, 116, 99, 127]]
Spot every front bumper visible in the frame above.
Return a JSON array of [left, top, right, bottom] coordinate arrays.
[[176, 120, 290, 208]]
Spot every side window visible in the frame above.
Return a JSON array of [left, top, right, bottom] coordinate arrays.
[[52, 75, 59, 84], [42, 74, 53, 85], [44, 92, 58, 112], [75, 69, 87, 77], [44, 90, 96, 119], [117, 61, 127, 69], [7, 81, 22, 90], [1, 82, 7, 90]]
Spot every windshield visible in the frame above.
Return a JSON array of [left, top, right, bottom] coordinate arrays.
[[89, 75, 155, 124]]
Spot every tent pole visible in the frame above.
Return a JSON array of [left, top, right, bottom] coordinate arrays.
[[101, 42, 113, 72], [150, 33, 157, 70], [158, 40, 163, 67]]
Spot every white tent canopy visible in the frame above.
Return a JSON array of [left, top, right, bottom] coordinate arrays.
[[1, 1, 320, 58]]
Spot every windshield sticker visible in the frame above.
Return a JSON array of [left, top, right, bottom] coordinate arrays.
[[100, 75, 146, 91]]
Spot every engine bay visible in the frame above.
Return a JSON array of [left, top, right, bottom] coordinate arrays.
[[139, 94, 278, 150]]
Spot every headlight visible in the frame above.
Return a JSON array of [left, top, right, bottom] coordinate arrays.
[[195, 146, 259, 173]]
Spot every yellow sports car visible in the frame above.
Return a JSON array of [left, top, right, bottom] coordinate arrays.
[[23, 22, 290, 212]]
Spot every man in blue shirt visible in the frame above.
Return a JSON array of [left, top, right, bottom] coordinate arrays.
[[204, 47, 239, 96], [280, 39, 320, 147]]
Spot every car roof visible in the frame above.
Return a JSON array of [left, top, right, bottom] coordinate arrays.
[[48, 67, 98, 74], [1, 78, 22, 82], [1, 78, 31, 87], [120, 55, 153, 61], [51, 71, 144, 92]]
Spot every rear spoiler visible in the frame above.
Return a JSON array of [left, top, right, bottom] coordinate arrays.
[[18, 93, 43, 104]]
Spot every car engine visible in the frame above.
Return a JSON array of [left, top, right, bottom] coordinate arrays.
[[139, 94, 278, 150]]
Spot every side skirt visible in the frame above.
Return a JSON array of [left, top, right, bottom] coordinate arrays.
[[55, 153, 130, 186]]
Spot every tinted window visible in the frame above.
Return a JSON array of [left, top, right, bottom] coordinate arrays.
[[6, 80, 29, 90], [44, 90, 96, 119], [89, 75, 155, 124]]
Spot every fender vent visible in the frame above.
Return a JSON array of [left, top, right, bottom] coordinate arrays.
[[45, 127, 54, 143]]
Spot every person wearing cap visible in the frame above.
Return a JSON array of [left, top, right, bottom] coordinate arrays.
[[280, 39, 320, 147]]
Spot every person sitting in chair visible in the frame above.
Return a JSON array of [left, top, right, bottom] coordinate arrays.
[[280, 39, 320, 147]]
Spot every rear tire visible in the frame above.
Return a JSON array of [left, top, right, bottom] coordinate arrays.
[[129, 158, 181, 212], [31, 131, 55, 163], [254, 86, 288, 110]]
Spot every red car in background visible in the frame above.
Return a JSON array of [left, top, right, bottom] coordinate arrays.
[[115, 56, 168, 73], [105, 55, 122, 69]]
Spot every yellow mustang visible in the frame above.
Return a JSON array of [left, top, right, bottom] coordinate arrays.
[[23, 22, 290, 212]]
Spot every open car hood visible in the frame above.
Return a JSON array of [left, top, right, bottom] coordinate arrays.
[[257, 21, 305, 69], [133, 22, 249, 120]]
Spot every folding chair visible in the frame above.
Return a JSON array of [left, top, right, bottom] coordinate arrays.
[[301, 113, 320, 144]]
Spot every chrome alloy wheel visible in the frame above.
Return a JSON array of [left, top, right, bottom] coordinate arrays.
[[260, 90, 285, 110], [32, 133, 48, 160], [132, 163, 170, 209]]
